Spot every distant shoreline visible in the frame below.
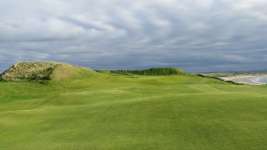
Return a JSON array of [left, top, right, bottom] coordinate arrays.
[[219, 75, 267, 85]]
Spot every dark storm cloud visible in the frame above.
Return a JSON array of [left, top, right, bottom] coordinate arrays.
[[0, 0, 267, 72]]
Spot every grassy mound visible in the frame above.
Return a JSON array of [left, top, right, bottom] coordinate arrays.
[[0, 62, 94, 81], [110, 67, 186, 75]]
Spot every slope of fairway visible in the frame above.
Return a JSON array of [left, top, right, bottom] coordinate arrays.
[[1, 72, 267, 150]]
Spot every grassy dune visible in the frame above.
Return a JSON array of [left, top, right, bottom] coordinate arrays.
[[1, 69, 267, 150], [109, 67, 186, 75]]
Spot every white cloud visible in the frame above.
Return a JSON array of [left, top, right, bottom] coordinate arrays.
[[0, 0, 267, 72]]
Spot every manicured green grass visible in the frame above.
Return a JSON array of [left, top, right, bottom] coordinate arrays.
[[1, 72, 267, 150]]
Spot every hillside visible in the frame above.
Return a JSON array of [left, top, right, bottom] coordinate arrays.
[[0, 62, 267, 150], [0, 62, 95, 81]]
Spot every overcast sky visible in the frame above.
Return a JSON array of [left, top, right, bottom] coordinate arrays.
[[0, 0, 267, 72]]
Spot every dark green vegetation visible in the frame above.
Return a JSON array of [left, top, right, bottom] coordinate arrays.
[[1, 62, 267, 150], [109, 67, 185, 75]]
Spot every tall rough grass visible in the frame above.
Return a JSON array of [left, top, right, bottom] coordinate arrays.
[[110, 68, 186, 75]]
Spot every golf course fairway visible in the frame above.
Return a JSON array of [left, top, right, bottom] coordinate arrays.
[[1, 70, 267, 150]]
